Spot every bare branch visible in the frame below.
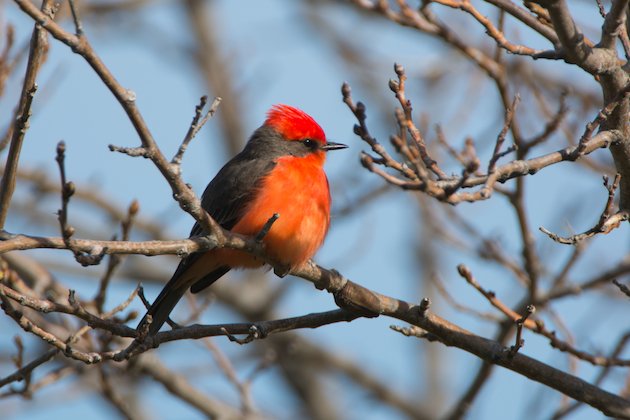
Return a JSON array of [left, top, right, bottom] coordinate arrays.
[[531, 0, 592, 64], [458, 264, 630, 367], [172, 95, 222, 167], [600, 0, 630, 50], [13, 0, 224, 239], [540, 174, 629, 244], [296, 263, 630, 416], [432, 0, 548, 57], [344, 78, 621, 204], [93, 200, 140, 312], [0, 0, 55, 228], [613, 279, 630, 298], [508, 305, 535, 357]]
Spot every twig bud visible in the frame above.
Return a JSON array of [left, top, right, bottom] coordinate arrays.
[[56, 141, 66, 155], [388, 79, 399, 93], [341, 82, 351, 98], [356, 101, 366, 115], [129, 199, 140, 216], [64, 181, 75, 197]]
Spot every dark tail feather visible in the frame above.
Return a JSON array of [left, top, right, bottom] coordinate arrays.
[[137, 266, 231, 335], [137, 282, 188, 335], [190, 266, 231, 294]]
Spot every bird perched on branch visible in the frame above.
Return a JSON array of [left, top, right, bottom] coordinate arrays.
[[138, 105, 347, 334]]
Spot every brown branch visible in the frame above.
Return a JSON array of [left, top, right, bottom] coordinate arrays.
[[552, 331, 630, 419], [570, 84, 630, 160], [200, 338, 257, 415], [0, 0, 54, 228], [484, 0, 560, 46], [67, 0, 84, 36], [540, 174, 629, 244], [116, 309, 362, 360], [54, 141, 106, 266], [183, 0, 245, 157], [341, 83, 419, 181], [390, 63, 447, 179], [0, 349, 57, 390], [13, 0, 224, 241], [522, 92, 568, 153], [508, 305, 535, 357], [613, 279, 630, 298], [487, 94, 519, 174], [98, 368, 140, 420], [600, 0, 630, 50], [344, 79, 621, 204], [531, 0, 592, 64], [3, 225, 629, 415], [456, 264, 536, 327], [0, 276, 361, 360], [135, 354, 242, 418], [11, 166, 167, 239], [301, 263, 630, 417], [93, 199, 139, 313], [541, 260, 630, 303], [0, 293, 104, 364], [0, 231, 218, 256], [0, 24, 17, 99], [432, 0, 547, 57], [0, 281, 139, 339], [458, 264, 630, 367], [172, 95, 222, 166]]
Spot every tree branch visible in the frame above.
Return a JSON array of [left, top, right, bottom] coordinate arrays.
[[0, 0, 55, 228]]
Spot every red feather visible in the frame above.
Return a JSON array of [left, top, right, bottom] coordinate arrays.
[[265, 104, 326, 143]]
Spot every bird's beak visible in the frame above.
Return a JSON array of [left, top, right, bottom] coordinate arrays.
[[321, 141, 348, 151]]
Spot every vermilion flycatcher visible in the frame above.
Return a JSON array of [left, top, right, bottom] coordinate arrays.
[[139, 105, 347, 334]]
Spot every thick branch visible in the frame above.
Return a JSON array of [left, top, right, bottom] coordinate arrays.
[[291, 263, 630, 419], [533, 0, 592, 64], [600, 0, 630, 49]]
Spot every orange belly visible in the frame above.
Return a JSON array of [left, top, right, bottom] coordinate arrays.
[[179, 155, 332, 286], [229, 154, 331, 268]]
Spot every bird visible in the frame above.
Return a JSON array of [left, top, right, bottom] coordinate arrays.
[[138, 104, 347, 335]]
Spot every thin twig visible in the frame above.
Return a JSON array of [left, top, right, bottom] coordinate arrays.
[[93, 200, 139, 312], [54, 141, 106, 266], [172, 96, 222, 166], [255, 213, 279, 243], [457, 264, 630, 366], [67, 0, 84, 36], [613, 279, 630, 298], [0, 0, 55, 228], [508, 304, 535, 358], [540, 174, 628, 244]]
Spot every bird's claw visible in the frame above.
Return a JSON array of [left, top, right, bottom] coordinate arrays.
[[273, 264, 291, 278]]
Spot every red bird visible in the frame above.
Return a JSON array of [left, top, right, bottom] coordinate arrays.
[[139, 105, 347, 334]]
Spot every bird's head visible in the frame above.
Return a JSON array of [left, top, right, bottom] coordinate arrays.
[[263, 105, 347, 163]]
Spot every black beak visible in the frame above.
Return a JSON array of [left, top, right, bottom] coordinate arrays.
[[321, 141, 348, 151]]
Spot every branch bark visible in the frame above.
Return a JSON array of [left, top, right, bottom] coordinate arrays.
[[0, 0, 54, 227]]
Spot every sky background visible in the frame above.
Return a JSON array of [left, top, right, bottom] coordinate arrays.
[[1, 1, 628, 419]]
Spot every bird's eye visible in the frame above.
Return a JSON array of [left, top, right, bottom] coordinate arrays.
[[303, 139, 318, 149]]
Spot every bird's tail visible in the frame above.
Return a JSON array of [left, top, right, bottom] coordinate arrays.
[[137, 280, 188, 336], [137, 266, 232, 335]]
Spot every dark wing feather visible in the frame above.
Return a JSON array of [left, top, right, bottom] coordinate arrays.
[[139, 128, 282, 334], [174, 157, 277, 286]]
